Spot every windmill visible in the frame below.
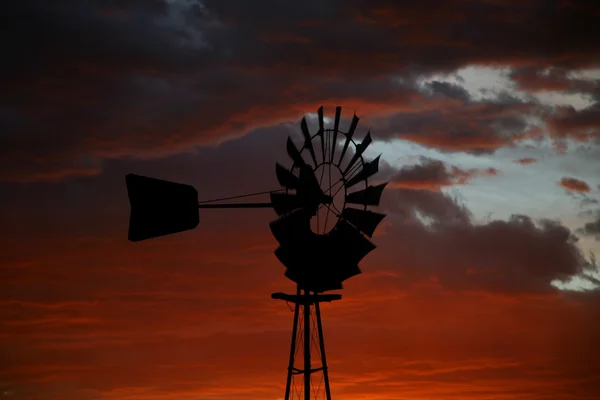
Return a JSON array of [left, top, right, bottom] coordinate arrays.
[[125, 106, 387, 400]]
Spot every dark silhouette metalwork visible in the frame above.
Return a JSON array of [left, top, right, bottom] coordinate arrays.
[[125, 106, 387, 400]]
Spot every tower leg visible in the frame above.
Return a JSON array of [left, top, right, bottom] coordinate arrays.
[[273, 288, 341, 400], [304, 289, 311, 400], [284, 286, 301, 400], [315, 300, 332, 400]]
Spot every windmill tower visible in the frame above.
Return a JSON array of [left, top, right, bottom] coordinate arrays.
[[125, 106, 387, 400]]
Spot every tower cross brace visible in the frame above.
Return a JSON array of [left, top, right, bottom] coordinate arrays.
[[272, 288, 341, 400]]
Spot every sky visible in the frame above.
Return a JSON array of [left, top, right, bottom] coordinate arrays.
[[1, 0, 600, 399]]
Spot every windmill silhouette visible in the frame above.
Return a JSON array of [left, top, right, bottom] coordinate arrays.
[[126, 106, 387, 400]]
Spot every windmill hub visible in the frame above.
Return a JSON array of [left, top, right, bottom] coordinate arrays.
[[310, 163, 345, 235]]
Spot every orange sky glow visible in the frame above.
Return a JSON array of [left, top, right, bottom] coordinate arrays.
[[2, 1, 600, 399]]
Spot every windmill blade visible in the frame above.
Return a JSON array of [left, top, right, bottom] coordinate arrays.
[[332, 263, 361, 285], [342, 132, 373, 175], [276, 246, 303, 278], [126, 174, 199, 242], [329, 219, 376, 265], [341, 208, 386, 237], [269, 208, 314, 245], [276, 163, 300, 189], [273, 164, 323, 216], [277, 239, 321, 275], [298, 163, 322, 195], [270, 192, 304, 216], [345, 155, 381, 189], [272, 215, 372, 292], [286, 137, 306, 167], [301, 117, 318, 166], [330, 106, 342, 162], [337, 114, 359, 167], [346, 183, 387, 206], [318, 106, 325, 162], [337, 115, 358, 167], [278, 240, 349, 293], [277, 241, 320, 290]]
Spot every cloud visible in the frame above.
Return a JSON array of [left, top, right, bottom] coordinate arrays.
[[1, 2, 600, 400], [577, 210, 600, 240], [510, 66, 600, 95], [3, 1, 600, 181], [513, 157, 537, 165], [510, 67, 572, 92], [372, 99, 534, 153], [422, 80, 472, 103], [386, 157, 499, 191], [559, 177, 591, 192], [546, 105, 600, 140], [375, 187, 593, 294]]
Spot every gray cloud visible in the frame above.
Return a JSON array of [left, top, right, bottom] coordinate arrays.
[[1, 0, 600, 181], [375, 187, 592, 294]]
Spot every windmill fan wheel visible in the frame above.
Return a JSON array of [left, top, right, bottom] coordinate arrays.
[[269, 106, 388, 293]]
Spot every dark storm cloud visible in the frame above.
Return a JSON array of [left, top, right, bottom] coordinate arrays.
[[510, 67, 572, 92], [547, 105, 600, 139], [577, 209, 600, 240], [372, 99, 533, 152], [2, 0, 600, 181], [376, 187, 591, 294], [390, 158, 455, 189], [511, 67, 588, 94], [361, 161, 595, 295], [385, 157, 498, 190], [204, 0, 600, 71], [380, 187, 472, 225], [510, 66, 599, 93], [423, 81, 472, 103], [579, 218, 600, 239], [542, 80, 600, 140]]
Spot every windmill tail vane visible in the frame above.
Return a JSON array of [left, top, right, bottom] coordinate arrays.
[[125, 106, 388, 400]]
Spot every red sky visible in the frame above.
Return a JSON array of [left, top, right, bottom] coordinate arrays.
[[2, 1, 600, 399]]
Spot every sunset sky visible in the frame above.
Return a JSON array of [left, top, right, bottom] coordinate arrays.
[[2, 1, 600, 399]]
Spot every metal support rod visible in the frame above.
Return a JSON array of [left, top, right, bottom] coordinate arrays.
[[315, 300, 332, 400], [274, 287, 341, 400], [304, 289, 311, 400], [285, 286, 301, 400], [197, 202, 272, 209]]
